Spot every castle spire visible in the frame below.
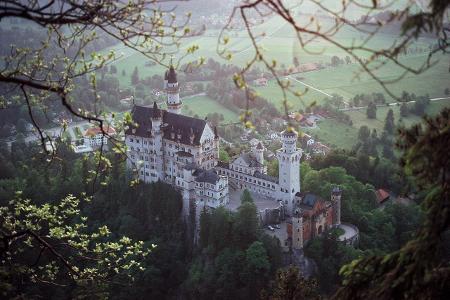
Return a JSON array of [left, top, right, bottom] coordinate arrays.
[[165, 64, 182, 114], [152, 101, 161, 119]]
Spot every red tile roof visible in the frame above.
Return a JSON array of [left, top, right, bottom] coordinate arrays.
[[376, 189, 390, 203], [84, 125, 116, 137]]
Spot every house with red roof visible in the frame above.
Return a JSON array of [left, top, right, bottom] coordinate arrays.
[[375, 189, 390, 205], [83, 125, 116, 148]]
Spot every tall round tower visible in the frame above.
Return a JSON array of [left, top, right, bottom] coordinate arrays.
[[292, 207, 304, 250], [165, 65, 182, 114], [331, 187, 342, 226], [277, 129, 302, 216]]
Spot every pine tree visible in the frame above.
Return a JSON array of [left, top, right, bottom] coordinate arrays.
[[382, 143, 395, 160], [400, 102, 409, 117], [366, 102, 377, 119], [358, 125, 370, 142], [131, 66, 139, 85], [384, 109, 395, 134], [371, 128, 378, 141]]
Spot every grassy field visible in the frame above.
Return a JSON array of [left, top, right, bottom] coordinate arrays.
[[346, 99, 450, 133], [103, 11, 436, 81], [302, 118, 358, 150], [303, 99, 450, 149], [102, 14, 446, 108], [299, 54, 450, 102], [182, 95, 239, 122], [250, 52, 449, 113], [252, 80, 328, 111], [97, 11, 449, 149]]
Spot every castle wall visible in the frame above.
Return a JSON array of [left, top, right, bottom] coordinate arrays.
[[216, 166, 278, 198]]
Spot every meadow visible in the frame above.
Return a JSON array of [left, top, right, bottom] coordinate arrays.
[[182, 95, 239, 122], [346, 99, 450, 133], [302, 118, 358, 150], [305, 99, 450, 149], [100, 10, 449, 150]]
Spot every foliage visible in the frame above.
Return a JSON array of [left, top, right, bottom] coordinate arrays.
[[335, 108, 450, 299], [219, 147, 230, 162], [358, 125, 370, 142], [186, 192, 282, 299], [0, 143, 190, 299], [302, 166, 377, 223], [240, 189, 253, 204], [305, 229, 363, 294], [384, 109, 395, 134], [0, 193, 151, 298], [131, 66, 140, 86], [366, 102, 377, 119], [262, 266, 322, 300]]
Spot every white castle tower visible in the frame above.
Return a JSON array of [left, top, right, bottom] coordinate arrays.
[[165, 65, 182, 114], [277, 129, 302, 215]]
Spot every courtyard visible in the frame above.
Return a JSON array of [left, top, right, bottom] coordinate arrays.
[[226, 187, 282, 212]]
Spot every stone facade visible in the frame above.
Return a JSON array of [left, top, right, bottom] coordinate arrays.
[[287, 189, 342, 249]]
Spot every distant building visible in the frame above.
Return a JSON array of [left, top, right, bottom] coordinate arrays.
[[83, 125, 116, 147], [253, 77, 268, 87], [287, 187, 342, 249], [73, 144, 94, 154], [266, 131, 279, 140], [375, 189, 390, 205], [120, 95, 134, 105]]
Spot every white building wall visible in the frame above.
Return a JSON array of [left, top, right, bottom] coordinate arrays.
[[216, 167, 278, 198], [84, 135, 108, 147]]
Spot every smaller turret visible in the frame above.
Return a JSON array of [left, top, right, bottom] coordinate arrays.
[[253, 141, 264, 166], [151, 101, 162, 133], [165, 65, 182, 114], [167, 65, 177, 84], [164, 70, 168, 89]]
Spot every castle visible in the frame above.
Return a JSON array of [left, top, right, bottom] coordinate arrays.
[[125, 65, 341, 248]]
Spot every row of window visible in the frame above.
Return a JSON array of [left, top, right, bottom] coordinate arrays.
[[198, 197, 228, 206], [129, 138, 197, 154], [280, 154, 300, 162], [195, 181, 223, 190], [230, 164, 256, 175], [217, 168, 276, 190], [198, 190, 224, 198], [129, 138, 154, 145], [140, 170, 157, 177]]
